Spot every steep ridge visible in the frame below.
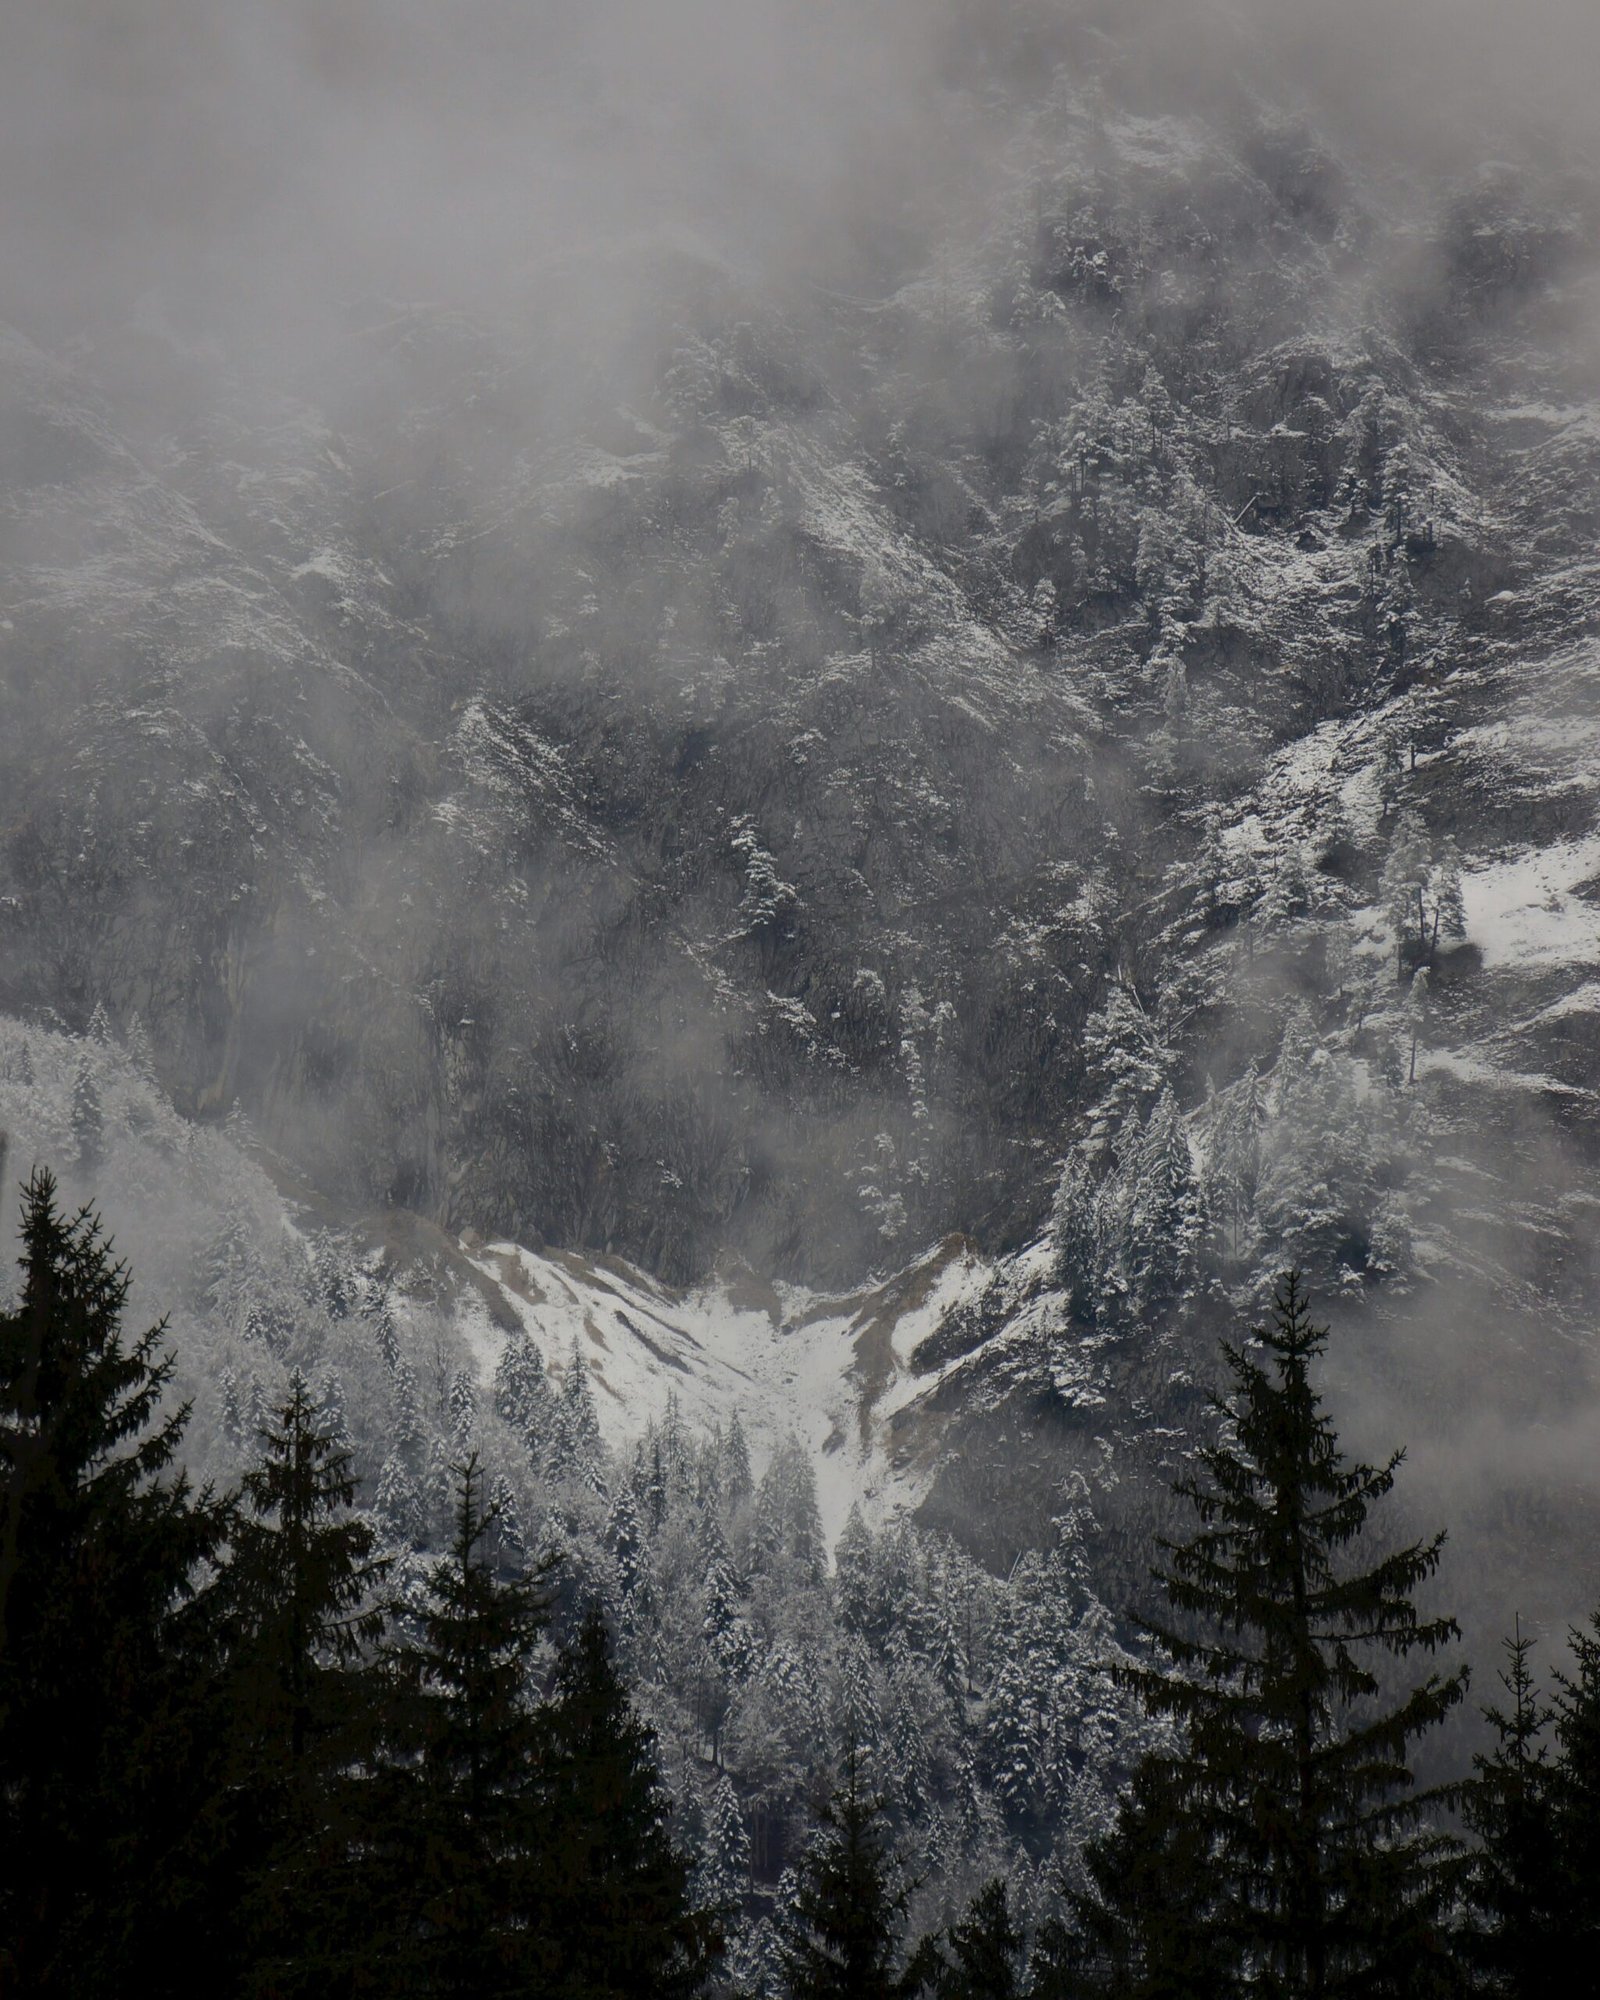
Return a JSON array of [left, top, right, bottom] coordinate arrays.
[[11, 21, 1597, 1289], [2, 2, 1599, 1649]]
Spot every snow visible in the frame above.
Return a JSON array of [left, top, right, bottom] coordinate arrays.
[[458, 1236, 993, 1542], [1535, 979, 1600, 1021], [289, 548, 350, 583], [1104, 112, 1210, 170], [1460, 836, 1600, 971], [1419, 1046, 1597, 1100]]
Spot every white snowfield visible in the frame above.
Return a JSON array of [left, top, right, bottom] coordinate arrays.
[[1459, 837, 1600, 971], [454, 1234, 993, 1541]]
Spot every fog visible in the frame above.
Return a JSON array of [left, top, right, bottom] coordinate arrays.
[[7, 0, 1598, 369], [6, 0, 1600, 1685]]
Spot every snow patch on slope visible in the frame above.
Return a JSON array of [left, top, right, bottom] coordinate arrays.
[[457, 1236, 992, 1541], [1461, 836, 1600, 970]]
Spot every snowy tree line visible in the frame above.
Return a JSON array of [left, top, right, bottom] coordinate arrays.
[[5, 1155, 1592, 1997]]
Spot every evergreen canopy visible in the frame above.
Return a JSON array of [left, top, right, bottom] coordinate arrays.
[[1073, 1272, 1467, 1999], [0, 1170, 232, 1996], [778, 1746, 913, 2000]]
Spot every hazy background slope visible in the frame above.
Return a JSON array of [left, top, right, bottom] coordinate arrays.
[[5, 0, 1597, 1282], [2, 0, 1600, 1683]]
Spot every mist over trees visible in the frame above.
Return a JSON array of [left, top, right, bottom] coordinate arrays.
[[6, 0, 1600, 1991], [5, 0, 1597, 1289]]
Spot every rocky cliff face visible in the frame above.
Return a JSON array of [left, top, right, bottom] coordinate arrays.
[[3, 2, 1599, 1645]]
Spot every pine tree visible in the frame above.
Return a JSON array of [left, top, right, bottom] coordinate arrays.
[[494, 1332, 554, 1459], [393, 1357, 425, 1464], [1121, 1088, 1203, 1320], [1463, 1621, 1561, 1995], [836, 1642, 884, 1773], [609, 1481, 649, 1608], [644, 1429, 670, 1529], [723, 1410, 755, 1509], [1403, 965, 1431, 1086], [310, 1232, 356, 1320], [363, 1280, 401, 1373], [1089, 1273, 1467, 1998], [1081, 984, 1168, 1157], [318, 1368, 355, 1457], [231, 1370, 388, 1759], [1547, 1611, 1600, 1955], [776, 1747, 913, 2000], [1434, 837, 1467, 946], [375, 1452, 423, 1546], [245, 1369, 268, 1442], [562, 1334, 604, 1469], [0, 1171, 233, 1996], [382, 1452, 556, 1997], [448, 1365, 477, 1449], [1034, 1755, 1228, 2000], [488, 1470, 526, 1566], [222, 1365, 246, 1449], [224, 1370, 391, 1994], [929, 1878, 1024, 2000], [124, 1010, 159, 1087], [539, 1603, 721, 1998], [71, 1052, 103, 1177], [1211, 1065, 1263, 1262], [1052, 1150, 1109, 1329], [837, 1504, 876, 1636], [1379, 810, 1434, 976], [700, 1770, 752, 1916], [197, 1191, 261, 1342], [753, 1436, 826, 1584], [703, 1544, 750, 1688]]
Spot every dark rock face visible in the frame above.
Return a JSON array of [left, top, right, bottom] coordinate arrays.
[[1, 17, 1597, 1319]]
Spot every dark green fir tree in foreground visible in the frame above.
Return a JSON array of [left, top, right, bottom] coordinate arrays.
[[540, 1601, 722, 1999], [925, 1878, 1026, 2000], [1032, 1754, 1230, 2000], [225, 1369, 392, 1996], [1537, 1611, 1600, 1965], [1065, 1273, 1467, 2000], [383, 1452, 556, 1998], [778, 1747, 914, 2000], [1462, 1621, 1561, 1996], [0, 1171, 232, 1997]]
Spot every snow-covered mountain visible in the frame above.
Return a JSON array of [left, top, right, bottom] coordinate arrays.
[[4, 0, 1600, 1669]]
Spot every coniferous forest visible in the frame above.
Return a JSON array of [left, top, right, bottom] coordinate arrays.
[[8, 0, 1600, 1993], [3, 1165, 1594, 1997]]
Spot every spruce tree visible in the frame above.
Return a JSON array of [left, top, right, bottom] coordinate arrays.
[[723, 1409, 755, 1508], [1546, 1611, 1600, 1954], [1086, 1273, 1467, 1999], [0, 1170, 233, 1996], [383, 1452, 554, 1998], [71, 1052, 103, 1176], [494, 1332, 554, 1461], [1033, 1756, 1228, 2000], [539, 1603, 721, 1999], [700, 1770, 752, 1916], [125, 1010, 159, 1087], [1463, 1620, 1561, 1995], [929, 1878, 1025, 2000], [562, 1335, 604, 1470], [1122, 1088, 1203, 1320], [232, 1371, 388, 1757], [777, 1746, 912, 2000], [225, 1370, 391, 1994], [1380, 811, 1434, 976]]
